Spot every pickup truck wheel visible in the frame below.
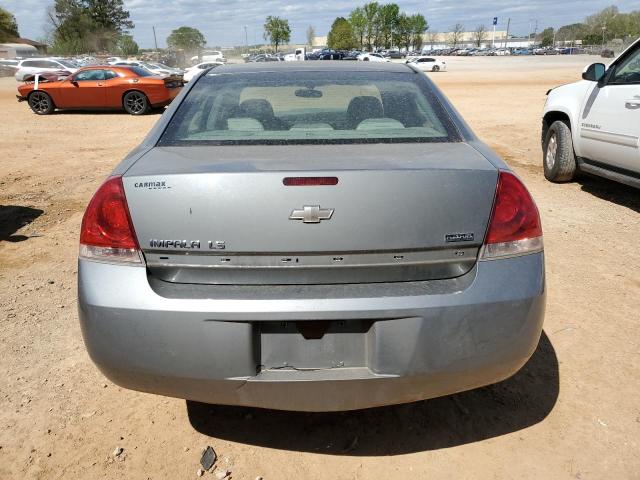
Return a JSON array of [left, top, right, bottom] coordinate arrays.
[[543, 120, 576, 182]]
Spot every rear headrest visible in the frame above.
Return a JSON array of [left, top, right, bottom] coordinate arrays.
[[239, 99, 275, 119], [347, 96, 384, 122]]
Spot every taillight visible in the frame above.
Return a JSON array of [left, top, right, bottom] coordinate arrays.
[[481, 171, 543, 260], [79, 176, 143, 264]]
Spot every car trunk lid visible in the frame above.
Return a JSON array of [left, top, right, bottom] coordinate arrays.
[[123, 143, 498, 285]]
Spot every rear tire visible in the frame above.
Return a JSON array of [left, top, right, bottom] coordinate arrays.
[[123, 91, 150, 115], [432, 65, 440, 72], [28, 91, 55, 115], [543, 120, 577, 182]]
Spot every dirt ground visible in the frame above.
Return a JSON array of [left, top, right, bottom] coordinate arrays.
[[1, 56, 639, 480]]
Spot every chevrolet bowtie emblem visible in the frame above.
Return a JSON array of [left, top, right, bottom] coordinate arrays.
[[289, 205, 334, 223]]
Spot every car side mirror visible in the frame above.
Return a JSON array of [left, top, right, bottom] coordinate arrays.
[[71, 79, 79, 86], [582, 63, 606, 82]]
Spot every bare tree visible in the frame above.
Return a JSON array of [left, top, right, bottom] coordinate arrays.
[[427, 30, 439, 49], [306, 25, 316, 47], [449, 23, 464, 47], [473, 24, 487, 47]]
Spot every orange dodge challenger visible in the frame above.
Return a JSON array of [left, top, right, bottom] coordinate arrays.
[[17, 65, 183, 115]]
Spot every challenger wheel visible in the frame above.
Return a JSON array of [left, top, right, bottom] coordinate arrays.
[[28, 91, 54, 115], [123, 91, 150, 115], [543, 120, 577, 182]]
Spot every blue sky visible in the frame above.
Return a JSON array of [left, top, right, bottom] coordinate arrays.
[[3, 0, 636, 48]]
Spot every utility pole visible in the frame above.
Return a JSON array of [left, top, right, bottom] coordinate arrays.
[[504, 18, 510, 49], [244, 25, 248, 54], [152, 26, 158, 51], [533, 20, 538, 46]]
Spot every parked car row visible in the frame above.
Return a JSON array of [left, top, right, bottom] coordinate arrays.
[[420, 46, 593, 57], [7, 55, 189, 83]]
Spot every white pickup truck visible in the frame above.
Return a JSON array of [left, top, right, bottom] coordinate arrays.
[[542, 38, 640, 188]]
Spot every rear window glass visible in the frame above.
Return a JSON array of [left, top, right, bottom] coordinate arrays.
[[128, 66, 153, 77], [159, 69, 460, 145]]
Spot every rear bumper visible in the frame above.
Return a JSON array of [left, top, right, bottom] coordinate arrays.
[[78, 253, 545, 411]]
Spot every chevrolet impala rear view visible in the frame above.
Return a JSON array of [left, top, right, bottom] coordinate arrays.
[[78, 62, 545, 411]]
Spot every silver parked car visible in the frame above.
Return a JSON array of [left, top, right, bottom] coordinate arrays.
[[78, 62, 545, 412]]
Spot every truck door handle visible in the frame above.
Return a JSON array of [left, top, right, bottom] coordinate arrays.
[[626, 99, 640, 108], [97, 83, 104, 87]]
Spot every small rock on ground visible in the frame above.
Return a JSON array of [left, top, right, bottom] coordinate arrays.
[[215, 470, 230, 479]]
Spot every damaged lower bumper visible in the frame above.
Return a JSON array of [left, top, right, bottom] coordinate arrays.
[[78, 253, 545, 411]]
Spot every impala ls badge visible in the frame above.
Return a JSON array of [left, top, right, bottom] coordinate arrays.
[[289, 205, 334, 223]]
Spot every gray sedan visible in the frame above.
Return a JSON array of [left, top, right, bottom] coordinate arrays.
[[77, 62, 545, 412]]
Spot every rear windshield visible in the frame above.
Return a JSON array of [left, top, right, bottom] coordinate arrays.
[[159, 69, 460, 145], [128, 66, 153, 77]]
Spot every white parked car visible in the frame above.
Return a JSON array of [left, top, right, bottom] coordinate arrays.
[[14, 58, 78, 81], [407, 56, 447, 72], [112, 61, 179, 77], [542, 38, 640, 188], [0, 59, 20, 68], [357, 53, 389, 62], [183, 61, 223, 82], [494, 49, 511, 56], [191, 51, 226, 64], [106, 56, 125, 65], [145, 62, 183, 76]]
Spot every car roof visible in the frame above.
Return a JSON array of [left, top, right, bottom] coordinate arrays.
[[213, 61, 414, 74]]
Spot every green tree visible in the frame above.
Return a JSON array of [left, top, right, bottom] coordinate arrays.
[[0, 7, 19, 42], [85, 0, 133, 32], [117, 34, 138, 55], [327, 17, 357, 50], [395, 13, 412, 50], [378, 3, 399, 49], [410, 14, 428, 50], [538, 27, 554, 46], [85, 0, 133, 50], [167, 26, 206, 52], [349, 7, 367, 49], [48, 1, 95, 53], [362, 2, 379, 51], [263, 16, 290, 52], [48, 0, 134, 53], [555, 23, 589, 43], [554, 7, 640, 45]]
